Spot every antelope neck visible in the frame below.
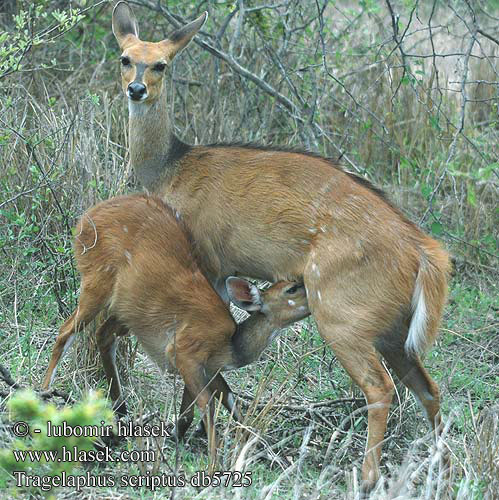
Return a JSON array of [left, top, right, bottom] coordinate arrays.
[[128, 93, 186, 190], [232, 313, 276, 368]]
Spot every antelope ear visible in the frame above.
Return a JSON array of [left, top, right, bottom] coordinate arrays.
[[162, 12, 207, 60], [112, 1, 139, 49], [225, 277, 262, 312]]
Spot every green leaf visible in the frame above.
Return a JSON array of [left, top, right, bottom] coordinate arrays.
[[421, 184, 432, 198], [431, 221, 443, 235], [429, 115, 441, 131], [467, 184, 476, 207]]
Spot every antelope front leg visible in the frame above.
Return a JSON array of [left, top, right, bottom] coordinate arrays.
[[173, 385, 195, 442], [191, 373, 241, 438], [209, 373, 241, 421]]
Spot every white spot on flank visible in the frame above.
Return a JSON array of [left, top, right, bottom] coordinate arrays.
[[288, 299, 296, 306], [124, 250, 132, 264], [317, 291, 322, 301], [320, 226, 326, 233], [122, 225, 128, 233], [311, 263, 320, 277], [405, 267, 427, 356]]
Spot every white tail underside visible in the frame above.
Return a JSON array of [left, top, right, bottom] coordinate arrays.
[[405, 267, 427, 356]]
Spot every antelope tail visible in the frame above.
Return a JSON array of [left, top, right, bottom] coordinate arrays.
[[405, 241, 450, 357]]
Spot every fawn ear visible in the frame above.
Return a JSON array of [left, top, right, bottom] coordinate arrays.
[[225, 277, 262, 312], [112, 1, 139, 49], [161, 12, 207, 60]]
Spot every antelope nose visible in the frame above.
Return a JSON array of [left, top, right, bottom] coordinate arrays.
[[127, 82, 146, 101]]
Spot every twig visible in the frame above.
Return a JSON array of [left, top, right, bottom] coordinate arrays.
[[0, 364, 19, 389], [38, 389, 75, 405], [238, 394, 364, 412], [0, 363, 75, 404], [476, 27, 499, 46], [385, 0, 418, 99], [0, 116, 75, 237], [420, 15, 477, 224]]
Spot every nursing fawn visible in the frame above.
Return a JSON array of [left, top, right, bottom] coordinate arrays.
[[42, 194, 310, 465]]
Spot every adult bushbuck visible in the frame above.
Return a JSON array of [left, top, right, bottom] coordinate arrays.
[[41, 194, 310, 464], [112, 1, 451, 489]]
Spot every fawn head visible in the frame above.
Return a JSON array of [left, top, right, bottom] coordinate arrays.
[[226, 278, 310, 328], [112, 1, 207, 103]]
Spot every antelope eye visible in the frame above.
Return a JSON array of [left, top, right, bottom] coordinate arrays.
[[153, 62, 166, 72], [285, 284, 302, 294], [120, 56, 131, 66]]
